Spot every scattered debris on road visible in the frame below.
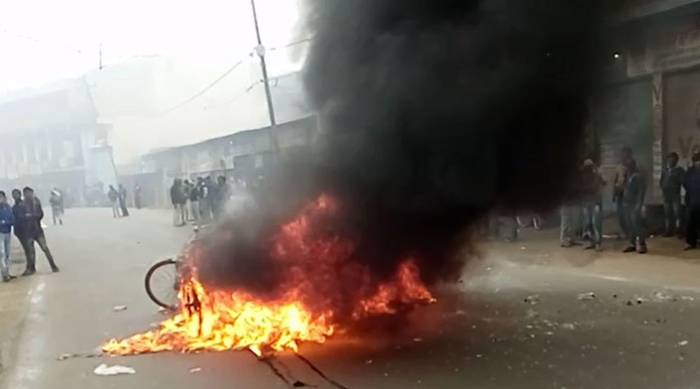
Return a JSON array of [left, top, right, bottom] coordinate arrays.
[[524, 295, 540, 305], [678, 340, 689, 347], [652, 291, 673, 302], [113, 305, 128, 312], [57, 352, 101, 361], [94, 363, 136, 376], [189, 367, 202, 373], [577, 292, 596, 301], [560, 323, 576, 330]]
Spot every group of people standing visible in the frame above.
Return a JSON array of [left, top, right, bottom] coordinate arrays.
[[559, 147, 700, 253], [107, 184, 130, 218], [0, 187, 59, 282], [170, 175, 230, 226]]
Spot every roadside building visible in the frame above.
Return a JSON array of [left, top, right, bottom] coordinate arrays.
[[0, 78, 116, 205], [593, 0, 700, 214], [129, 116, 317, 207]]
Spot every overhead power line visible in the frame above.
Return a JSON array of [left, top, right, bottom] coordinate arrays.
[[269, 36, 314, 51], [158, 58, 248, 116]]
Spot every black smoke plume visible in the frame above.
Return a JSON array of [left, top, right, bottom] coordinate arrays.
[[197, 0, 609, 294]]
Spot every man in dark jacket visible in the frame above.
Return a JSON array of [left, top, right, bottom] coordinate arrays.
[[20, 187, 59, 275], [0, 191, 15, 281], [660, 152, 685, 237], [170, 179, 185, 226], [622, 160, 647, 254], [684, 153, 700, 250], [580, 159, 605, 251]]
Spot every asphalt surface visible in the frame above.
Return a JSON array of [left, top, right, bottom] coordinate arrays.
[[1, 208, 700, 388]]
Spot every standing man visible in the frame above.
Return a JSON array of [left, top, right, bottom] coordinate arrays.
[[170, 179, 185, 226], [11, 189, 27, 270], [197, 177, 209, 222], [684, 153, 700, 250], [20, 187, 59, 274], [189, 179, 201, 223], [134, 184, 142, 210], [660, 152, 685, 237], [613, 147, 633, 239], [622, 160, 647, 254], [580, 159, 606, 251], [0, 191, 15, 282], [108, 185, 120, 218], [182, 180, 192, 222], [214, 176, 230, 219], [204, 176, 217, 220], [118, 184, 129, 217], [49, 188, 64, 225]]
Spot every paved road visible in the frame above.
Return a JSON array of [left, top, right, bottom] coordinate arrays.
[[2, 208, 700, 388]]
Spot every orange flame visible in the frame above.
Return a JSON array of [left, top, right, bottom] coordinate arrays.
[[103, 195, 435, 356], [103, 277, 334, 356]]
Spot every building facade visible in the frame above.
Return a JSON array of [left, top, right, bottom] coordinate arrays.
[[593, 0, 700, 209], [129, 116, 317, 207], [0, 78, 115, 205]]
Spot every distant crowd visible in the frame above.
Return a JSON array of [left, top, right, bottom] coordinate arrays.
[[0, 187, 60, 282], [496, 147, 700, 254], [169, 175, 232, 226]]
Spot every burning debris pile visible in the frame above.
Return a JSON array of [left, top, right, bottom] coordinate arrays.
[[104, 0, 609, 356]]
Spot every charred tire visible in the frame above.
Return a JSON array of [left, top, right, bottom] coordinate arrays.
[[145, 258, 179, 311]]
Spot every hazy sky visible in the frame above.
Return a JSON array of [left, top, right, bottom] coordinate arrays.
[[0, 0, 301, 96]]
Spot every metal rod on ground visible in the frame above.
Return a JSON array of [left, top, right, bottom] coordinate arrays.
[[250, 0, 280, 155], [246, 349, 295, 388], [295, 352, 350, 389]]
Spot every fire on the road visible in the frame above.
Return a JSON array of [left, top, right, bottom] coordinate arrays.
[[103, 195, 435, 357], [103, 277, 335, 356]]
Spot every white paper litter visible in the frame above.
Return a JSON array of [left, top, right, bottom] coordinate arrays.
[[94, 364, 136, 376], [113, 305, 128, 312], [678, 340, 689, 347], [577, 292, 596, 301], [652, 291, 673, 302]]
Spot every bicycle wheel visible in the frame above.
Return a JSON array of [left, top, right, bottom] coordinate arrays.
[[145, 259, 179, 310]]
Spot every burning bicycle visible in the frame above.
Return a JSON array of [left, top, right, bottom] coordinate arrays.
[[107, 195, 436, 359], [144, 225, 203, 311]]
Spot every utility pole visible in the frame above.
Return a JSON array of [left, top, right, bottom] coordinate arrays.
[[250, 0, 280, 154]]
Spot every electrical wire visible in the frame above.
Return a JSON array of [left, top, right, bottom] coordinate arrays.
[[158, 57, 248, 116], [269, 36, 314, 51]]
